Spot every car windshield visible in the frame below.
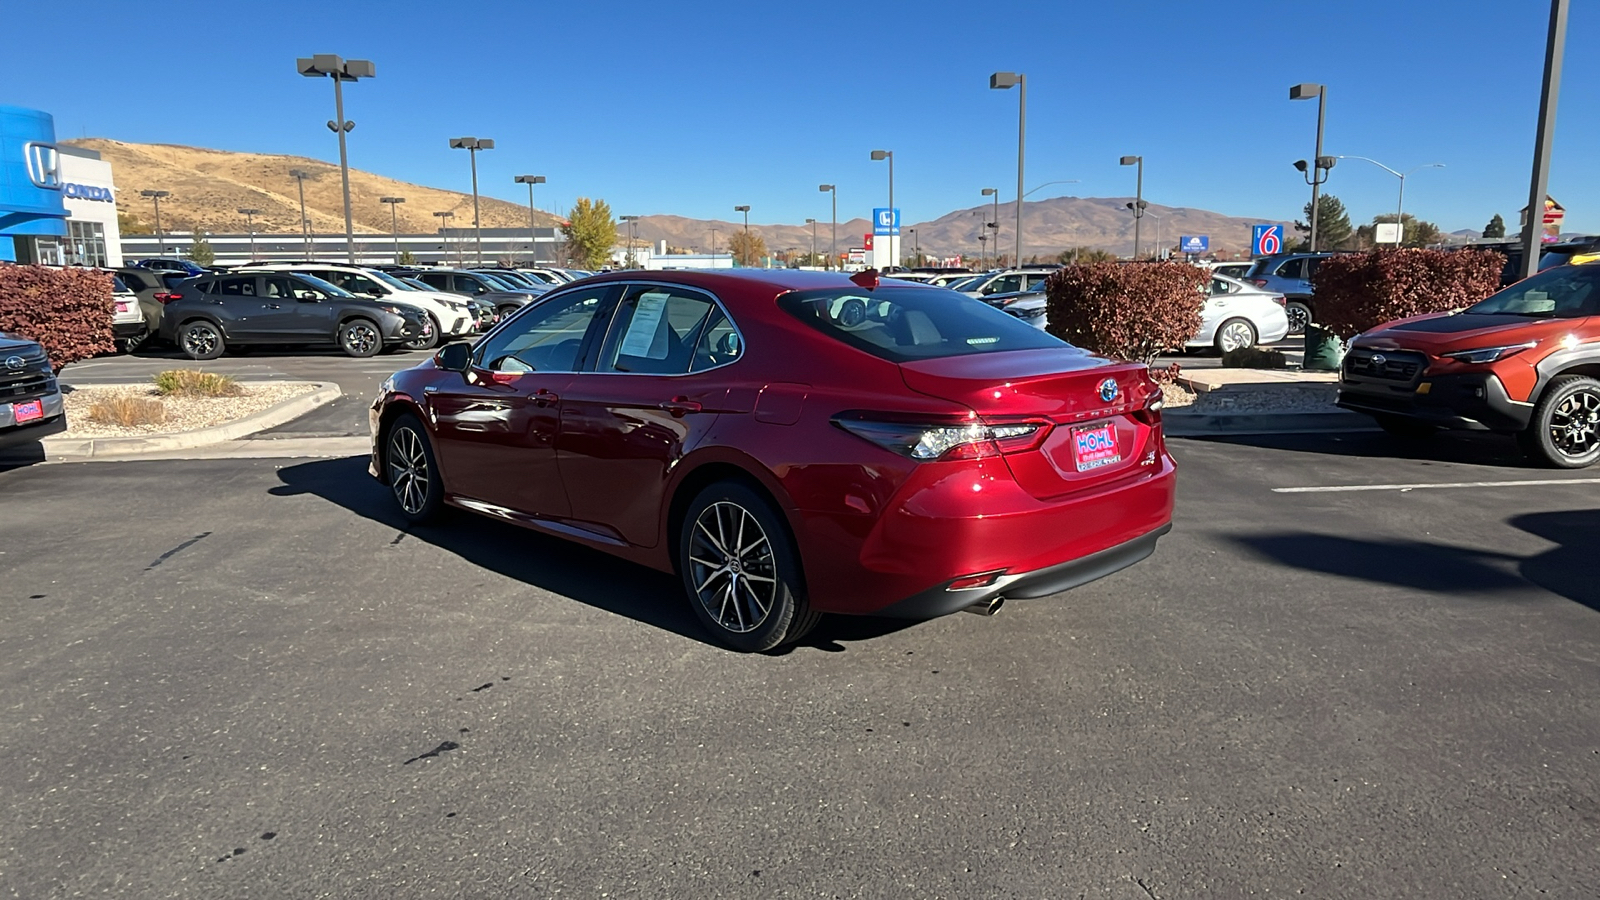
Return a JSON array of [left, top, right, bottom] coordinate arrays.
[[113, 276, 129, 292], [365, 269, 417, 291], [402, 277, 430, 290], [295, 274, 357, 298], [484, 270, 533, 287], [1464, 263, 1600, 318], [475, 272, 518, 291], [947, 275, 983, 292], [779, 286, 1066, 363]]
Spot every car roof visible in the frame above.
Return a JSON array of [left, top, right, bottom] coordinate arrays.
[[580, 268, 915, 296]]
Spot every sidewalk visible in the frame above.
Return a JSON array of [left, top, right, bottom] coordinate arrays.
[[1164, 366, 1373, 436]]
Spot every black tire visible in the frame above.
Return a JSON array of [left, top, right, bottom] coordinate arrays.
[[1285, 300, 1312, 336], [1519, 375, 1600, 469], [679, 481, 817, 652], [497, 305, 520, 321], [385, 413, 445, 523], [1213, 317, 1258, 354], [339, 317, 383, 358], [1373, 414, 1437, 439], [178, 319, 225, 360], [402, 315, 440, 352]]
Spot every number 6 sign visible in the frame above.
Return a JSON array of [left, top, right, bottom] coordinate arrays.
[[1252, 224, 1283, 257]]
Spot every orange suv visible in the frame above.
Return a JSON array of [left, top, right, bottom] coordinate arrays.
[[1338, 261, 1600, 468]]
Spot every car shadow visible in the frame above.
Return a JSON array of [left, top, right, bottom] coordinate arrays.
[[270, 456, 919, 652], [1230, 509, 1600, 613], [1185, 429, 1532, 468]]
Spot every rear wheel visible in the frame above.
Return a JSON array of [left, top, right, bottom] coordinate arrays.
[[385, 413, 444, 522], [178, 320, 225, 360], [339, 318, 382, 358], [1520, 376, 1600, 469], [1284, 300, 1312, 335], [1213, 317, 1257, 354], [679, 481, 818, 653]]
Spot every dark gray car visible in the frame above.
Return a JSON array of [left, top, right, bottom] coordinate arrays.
[[0, 332, 66, 448], [412, 269, 539, 319], [158, 272, 428, 360]]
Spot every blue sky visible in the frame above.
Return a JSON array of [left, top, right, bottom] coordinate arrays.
[[4, 0, 1593, 235]]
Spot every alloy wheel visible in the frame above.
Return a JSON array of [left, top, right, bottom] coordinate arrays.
[[1219, 321, 1255, 353], [388, 426, 430, 515], [1548, 387, 1600, 460], [345, 323, 379, 355], [1285, 303, 1311, 335], [688, 501, 777, 634], [183, 325, 217, 357]]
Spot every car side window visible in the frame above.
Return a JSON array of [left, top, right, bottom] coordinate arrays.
[[690, 308, 742, 373], [598, 285, 718, 375], [1276, 258, 1304, 279], [1305, 257, 1324, 277], [475, 288, 611, 374], [985, 275, 1021, 295], [263, 276, 296, 299], [1025, 274, 1048, 290], [217, 277, 256, 296], [418, 272, 448, 290]]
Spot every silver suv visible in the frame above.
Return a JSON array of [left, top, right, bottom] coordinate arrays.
[[957, 269, 1056, 300]]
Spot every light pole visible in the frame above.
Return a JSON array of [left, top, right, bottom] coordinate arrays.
[[980, 187, 999, 269], [514, 174, 546, 264], [908, 228, 919, 266], [237, 207, 260, 260], [620, 215, 639, 267], [990, 72, 1026, 266], [379, 197, 405, 262], [139, 190, 170, 256], [1144, 209, 1165, 259], [288, 168, 313, 258], [818, 184, 837, 270], [1119, 156, 1145, 259], [1521, 0, 1569, 279], [806, 218, 817, 267], [1336, 157, 1445, 246], [978, 233, 988, 267], [709, 227, 719, 267], [869, 150, 893, 268], [733, 205, 750, 266], [1289, 83, 1333, 252], [448, 137, 494, 266], [433, 211, 455, 265], [297, 54, 373, 265]]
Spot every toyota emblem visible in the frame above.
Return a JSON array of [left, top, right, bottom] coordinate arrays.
[[1371, 353, 1387, 367], [1098, 378, 1119, 404], [4, 356, 23, 371]]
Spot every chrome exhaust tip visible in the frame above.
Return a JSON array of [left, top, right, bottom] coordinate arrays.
[[960, 596, 1004, 616]]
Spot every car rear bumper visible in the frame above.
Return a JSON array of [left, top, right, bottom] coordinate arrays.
[[1338, 372, 1532, 432], [112, 321, 147, 338]]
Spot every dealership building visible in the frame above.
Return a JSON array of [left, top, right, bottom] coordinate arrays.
[[0, 105, 122, 268]]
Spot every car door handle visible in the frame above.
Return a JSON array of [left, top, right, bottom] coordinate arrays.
[[265, 303, 283, 309], [530, 388, 560, 407], [660, 397, 703, 417]]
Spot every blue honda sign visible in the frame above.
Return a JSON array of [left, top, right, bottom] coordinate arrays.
[[1179, 235, 1209, 254], [872, 208, 900, 236]]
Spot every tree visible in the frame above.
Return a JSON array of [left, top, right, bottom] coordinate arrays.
[[185, 231, 215, 267], [1484, 213, 1506, 239], [397, 249, 417, 265], [727, 230, 767, 267], [117, 210, 150, 235], [560, 198, 617, 270], [1059, 247, 1117, 265], [1293, 195, 1354, 250], [1356, 213, 1443, 249]]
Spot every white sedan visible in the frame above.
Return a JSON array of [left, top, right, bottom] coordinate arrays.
[[1004, 274, 1289, 353]]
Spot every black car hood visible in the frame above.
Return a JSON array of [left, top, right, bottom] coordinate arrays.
[[0, 332, 43, 353], [1386, 313, 1537, 334]]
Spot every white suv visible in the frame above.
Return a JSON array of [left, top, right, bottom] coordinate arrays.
[[246, 263, 474, 349], [958, 269, 1055, 299]]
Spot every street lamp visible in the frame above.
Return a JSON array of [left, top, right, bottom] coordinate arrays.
[[805, 218, 817, 267], [433, 210, 455, 264], [1336, 157, 1445, 246], [869, 150, 893, 268], [978, 233, 988, 267], [288, 168, 313, 258], [733, 205, 751, 266], [709, 227, 719, 267], [297, 54, 373, 264], [140, 190, 170, 256], [990, 72, 1026, 266], [1119, 156, 1145, 259], [1289, 82, 1333, 252], [1522, 0, 1569, 278], [620, 215, 639, 267], [908, 228, 919, 266], [448, 137, 494, 265], [1145, 209, 1165, 259], [237, 207, 260, 260], [379, 197, 405, 262], [818, 184, 836, 270], [514, 175, 546, 264], [980, 187, 999, 269]]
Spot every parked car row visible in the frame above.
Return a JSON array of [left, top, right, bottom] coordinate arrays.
[[999, 274, 1291, 353]]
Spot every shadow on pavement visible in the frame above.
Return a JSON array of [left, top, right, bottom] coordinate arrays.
[[1231, 508, 1600, 613], [270, 456, 919, 652], [0, 440, 46, 473], [1186, 429, 1531, 468]]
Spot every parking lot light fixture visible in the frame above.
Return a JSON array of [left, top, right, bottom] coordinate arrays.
[[620, 215, 640, 267], [140, 190, 170, 256], [433, 210, 455, 264], [734, 205, 750, 237], [237, 207, 261, 260], [1336, 157, 1445, 245], [1289, 82, 1329, 252], [980, 187, 999, 268], [448, 137, 495, 266], [818, 184, 836, 270], [870, 151, 893, 267], [805, 218, 817, 267], [1522, 0, 1569, 279], [1119, 157, 1145, 259], [709, 227, 719, 265], [288, 169, 314, 258], [297, 54, 373, 264], [379, 197, 405, 262], [989, 72, 1025, 265], [514, 175, 546, 264]]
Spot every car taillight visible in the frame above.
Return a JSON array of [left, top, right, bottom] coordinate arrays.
[[1250, 279, 1269, 288], [1271, 294, 1287, 306], [154, 292, 183, 303], [833, 416, 1051, 461]]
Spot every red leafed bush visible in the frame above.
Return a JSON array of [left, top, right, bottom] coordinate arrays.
[[1312, 248, 1505, 338], [0, 265, 115, 370], [1044, 262, 1207, 363]]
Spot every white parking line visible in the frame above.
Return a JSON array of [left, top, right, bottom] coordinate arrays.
[[1274, 478, 1600, 494]]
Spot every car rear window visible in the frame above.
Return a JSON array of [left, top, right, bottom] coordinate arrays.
[[778, 286, 1065, 363]]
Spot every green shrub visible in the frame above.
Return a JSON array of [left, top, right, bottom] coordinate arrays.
[[1044, 262, 1207, 363], [1221, 347, 1288, 369], [153, 369, 242, 397], [1312, 248, 1504, 338], [0, 265, 115, 370]]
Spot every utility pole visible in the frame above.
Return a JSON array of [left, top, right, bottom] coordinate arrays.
[[1521, 0, 1569, 279]]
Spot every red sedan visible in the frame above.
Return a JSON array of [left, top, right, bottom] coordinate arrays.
[[369, 269, 1175, 651]]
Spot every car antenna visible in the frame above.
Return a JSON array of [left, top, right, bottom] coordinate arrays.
[[849, 269, 880, 290]]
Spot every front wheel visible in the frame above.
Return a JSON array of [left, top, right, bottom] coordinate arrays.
[[339, 318, 382, 358], [1213, 317, 1257, 354], [178, 320, 225, 360], [385, 413, 444, 522], [1520, 376, 1600, 469], [402, 315, 440, 351], [1284, 301, 1312, 336], [679, 482, 818, 653]]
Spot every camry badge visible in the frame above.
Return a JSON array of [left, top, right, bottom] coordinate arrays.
[[1098, 378, 1119, 404], [4, 356, 23, 371]]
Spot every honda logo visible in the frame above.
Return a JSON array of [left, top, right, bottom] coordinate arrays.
[[23, 142, 61, 190]]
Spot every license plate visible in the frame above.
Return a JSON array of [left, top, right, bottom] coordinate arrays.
[[1071, 421, 1120, 472], [13, 399, 44, 424], [115, 302, 132, 313]]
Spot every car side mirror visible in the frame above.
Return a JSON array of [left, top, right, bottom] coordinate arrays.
[[435, 341, 473, 372]]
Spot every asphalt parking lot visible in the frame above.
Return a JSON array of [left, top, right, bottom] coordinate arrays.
[[2, 427, 1597, 898]]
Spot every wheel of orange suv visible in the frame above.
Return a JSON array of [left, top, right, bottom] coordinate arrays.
[[1520, 375, 1600, 469], [385, 413, 444, 522], [679, 481, 818, 652]]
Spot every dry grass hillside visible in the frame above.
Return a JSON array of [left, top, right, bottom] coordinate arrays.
[[68, 138, 562, 236]]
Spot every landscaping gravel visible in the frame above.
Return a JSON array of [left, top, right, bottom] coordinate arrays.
[[62, 382, 318, 438]]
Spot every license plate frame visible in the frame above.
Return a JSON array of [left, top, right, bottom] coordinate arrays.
[[1071, 421, 1120, 472]]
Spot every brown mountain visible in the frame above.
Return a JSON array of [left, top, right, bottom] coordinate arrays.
[[67, 138, 563, 237]]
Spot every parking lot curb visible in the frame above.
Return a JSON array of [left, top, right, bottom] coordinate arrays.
[[9, 382, 341, 462], [1164, 409, 1376, 436]]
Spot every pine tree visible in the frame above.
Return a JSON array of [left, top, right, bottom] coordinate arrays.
[[1483, 214, 1506, 239], [185, 232, 215, 267]]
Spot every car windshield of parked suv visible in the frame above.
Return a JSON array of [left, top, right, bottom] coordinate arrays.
[[475, 272, 520, 291], [365, 269, 419, 291], [779, 286, 1066, 363], [1464, 263, 1600, 318], [947, 275, 983, 292]]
